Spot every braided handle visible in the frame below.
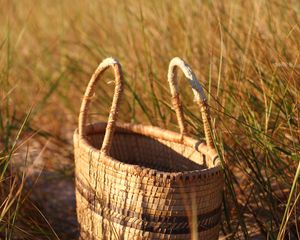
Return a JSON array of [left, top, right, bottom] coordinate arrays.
[[167, 57, 214, 148], [78, 57, 124, 155]]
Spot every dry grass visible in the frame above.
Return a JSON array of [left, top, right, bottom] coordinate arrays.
[[1, 0, 300, 239]]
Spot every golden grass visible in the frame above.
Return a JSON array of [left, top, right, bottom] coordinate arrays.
[[1, 0, 300, 239]]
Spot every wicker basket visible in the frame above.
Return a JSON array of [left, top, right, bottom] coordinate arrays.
[[74, 57, 224, 240]]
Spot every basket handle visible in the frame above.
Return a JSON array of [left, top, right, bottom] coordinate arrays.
[[167, 57, 214, 148], [78, 57, 124, 155]]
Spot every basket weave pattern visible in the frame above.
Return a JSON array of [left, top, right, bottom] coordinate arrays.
[[74, 58, 224, 239]]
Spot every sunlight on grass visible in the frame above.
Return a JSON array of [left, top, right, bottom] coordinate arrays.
[[0, 0, 300, 239]]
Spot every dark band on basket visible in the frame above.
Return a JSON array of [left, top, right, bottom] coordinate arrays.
[[76, 177, 221, 234]]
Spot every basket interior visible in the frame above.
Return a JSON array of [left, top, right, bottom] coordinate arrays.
[[86, 131, 208, 172]]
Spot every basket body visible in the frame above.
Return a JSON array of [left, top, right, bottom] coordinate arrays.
[[74, 122, 224, 240]]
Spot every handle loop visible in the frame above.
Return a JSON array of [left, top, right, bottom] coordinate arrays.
[[167, 57, 214, 148], [78, 57, 124, 155]]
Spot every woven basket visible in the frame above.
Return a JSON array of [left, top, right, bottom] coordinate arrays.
[[74, 57, 224, 240]]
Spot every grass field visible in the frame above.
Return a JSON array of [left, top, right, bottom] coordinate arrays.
[[1, 0, 300, 239]]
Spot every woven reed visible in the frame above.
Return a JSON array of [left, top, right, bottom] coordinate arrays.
[[74, 57, 224, 240]]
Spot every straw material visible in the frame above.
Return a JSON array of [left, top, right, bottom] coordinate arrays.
[[74, 57, 224, 239]]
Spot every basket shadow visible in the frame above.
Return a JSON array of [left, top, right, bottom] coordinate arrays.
[[27, 170, 80, 239]]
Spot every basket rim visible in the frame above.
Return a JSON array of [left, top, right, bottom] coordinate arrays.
[[74, 122, 222, 180]]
